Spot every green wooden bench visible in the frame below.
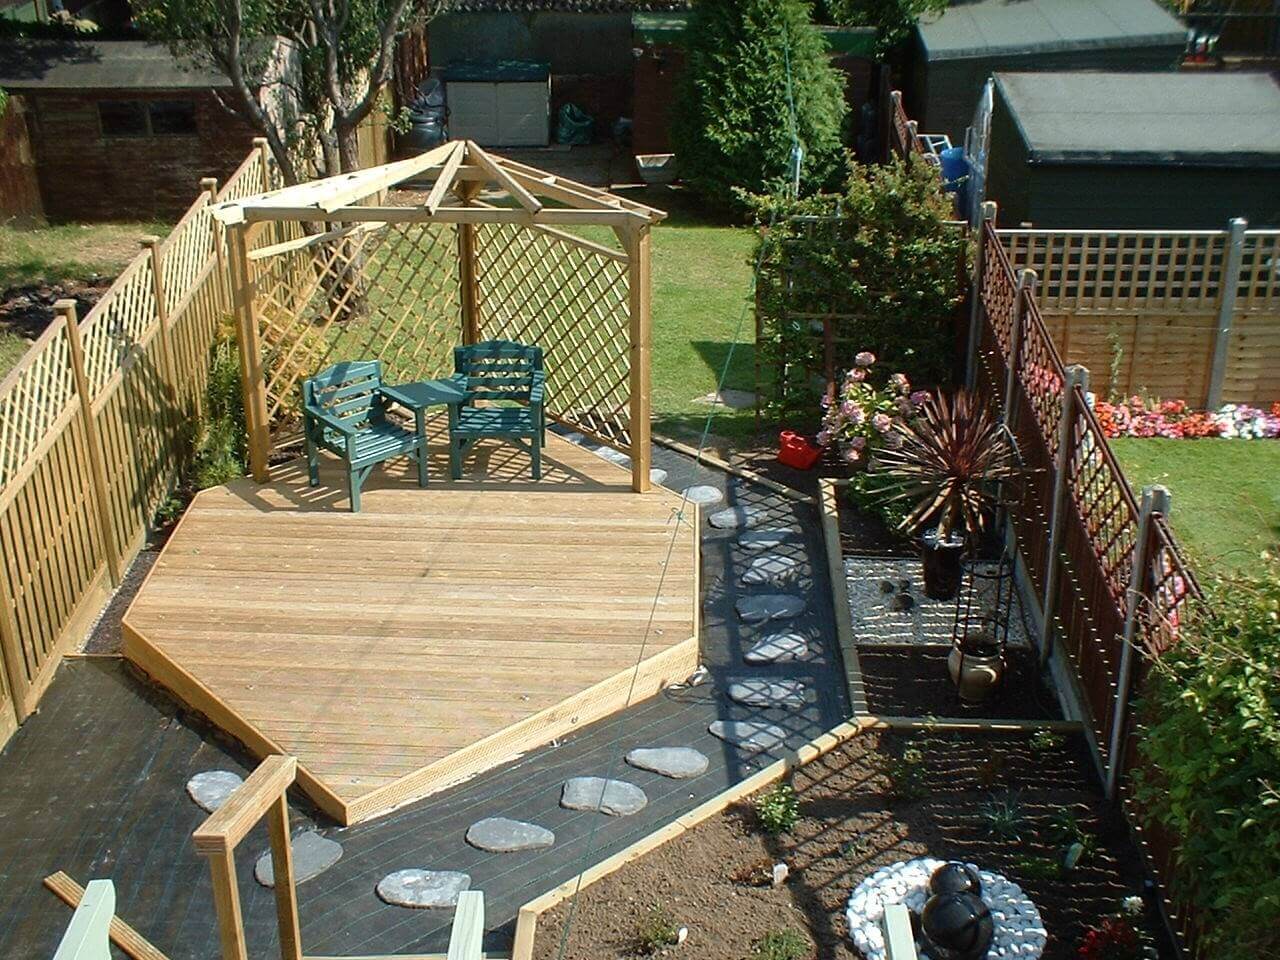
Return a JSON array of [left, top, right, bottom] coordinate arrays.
[[302, 360, 428, 512], [448, 340, 546, 481]]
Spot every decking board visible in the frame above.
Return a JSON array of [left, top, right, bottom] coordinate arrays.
[[122, 429, 699, 823]]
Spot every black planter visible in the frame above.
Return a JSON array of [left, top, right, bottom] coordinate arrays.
[[921, 890, 995, 960], [921, 527, 966, 600]]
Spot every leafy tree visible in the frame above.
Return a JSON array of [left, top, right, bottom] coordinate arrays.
[[673, 0, 847, 210], [819, 0, 949, 56], [134, 0, 440, 183]]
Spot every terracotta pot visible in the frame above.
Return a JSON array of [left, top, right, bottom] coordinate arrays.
[[921, 527, 966, 600], [947, 636, 1005, 703]]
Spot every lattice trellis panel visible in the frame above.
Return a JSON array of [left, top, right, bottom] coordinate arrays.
[[474, 224, 632, 449], [252, 221, 463, 422], [0, 324, 75, 489]]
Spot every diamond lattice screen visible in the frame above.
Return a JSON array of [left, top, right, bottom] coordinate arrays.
[[251, 221, 463, 422], [474, 223, 632, 450]]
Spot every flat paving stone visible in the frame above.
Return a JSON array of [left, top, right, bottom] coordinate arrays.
[[681, 484, 723, 506], [727, 678, 809, 708], [625, 746, 709, 779], [742, 554, 803, 585], [708, 504, 770, 530], [738, 528, 803, 552], [561, 777, 648, 816], [255, 831, 342, 887], [595, 446, 631, 466], [745, 632, 810, 664], [650, 468, 668, 486], [465, 817, 555, 853], [708, 720, 790, 753], [736, 594, 806, 623], [186, 770, 243, 813], [376, 869, 471, 909]]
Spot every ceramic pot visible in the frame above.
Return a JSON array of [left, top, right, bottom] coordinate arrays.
[[947, 635, 1005, 703]]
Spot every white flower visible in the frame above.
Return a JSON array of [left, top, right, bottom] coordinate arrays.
[[1122, 895, 1144, 916]]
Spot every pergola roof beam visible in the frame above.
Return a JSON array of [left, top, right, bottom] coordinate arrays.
[[493, 155, 666, 220], [424, 141, 466, 214], [467, 142, 543, 214], [241, 204, 649, 227]]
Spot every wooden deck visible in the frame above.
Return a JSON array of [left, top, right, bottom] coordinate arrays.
[[121, 426, 699, 825]]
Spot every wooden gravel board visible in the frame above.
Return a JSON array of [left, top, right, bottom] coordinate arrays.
[[819, 478, 869, 716]]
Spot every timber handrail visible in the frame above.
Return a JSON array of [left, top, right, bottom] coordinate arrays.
[[193, 754, 297, 855]]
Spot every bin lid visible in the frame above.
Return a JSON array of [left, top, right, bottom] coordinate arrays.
[[443, 59, 550, 83]]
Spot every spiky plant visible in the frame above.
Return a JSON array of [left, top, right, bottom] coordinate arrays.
[[873, 389, 1018, 540]]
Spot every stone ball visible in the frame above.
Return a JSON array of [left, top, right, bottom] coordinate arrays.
[[928, 862, 983, 899], [921, 891, 995, 960]]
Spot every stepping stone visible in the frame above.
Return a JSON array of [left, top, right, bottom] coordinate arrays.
[[742, 555, 803, 586], [708, 505, 769, 530], [625, 746, 709, 779], [681, 484, 723, 505], [745, 632, 810, 664], [727, 678, 809, 708], [595, 446, 631, 466], [708, 720, 789, 753], [736, 594, 805, 623], [377, 869, 471, 908], [186, 771, 243, 813], [562, 431, 586, 445], [254, 831, 342, 887], [465, 817, 555, 853], [738, 528, 803, 552], [650, 468, 668, 486], [561, 777, 648, 816], [693, 388, 756, 410]]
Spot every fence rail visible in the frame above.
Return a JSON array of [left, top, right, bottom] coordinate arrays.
[[999, 224, 1280, 407], [0, 142, 277, 745], [971, 214, 1203, 956]]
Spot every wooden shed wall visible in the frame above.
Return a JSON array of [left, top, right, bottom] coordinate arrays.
[[0, 95, 43, 222]]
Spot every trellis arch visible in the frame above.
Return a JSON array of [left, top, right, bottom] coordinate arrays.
[[211, 140, 664, 492]]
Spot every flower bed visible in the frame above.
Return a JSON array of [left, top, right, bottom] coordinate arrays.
[[1093, 396, 1280, 440]]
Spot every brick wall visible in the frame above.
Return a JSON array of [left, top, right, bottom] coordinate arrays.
[[26, 89, 259, 222]]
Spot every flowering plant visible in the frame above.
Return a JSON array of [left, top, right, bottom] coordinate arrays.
[[817, 351, 925, 466], [1077, 898, 1155, 960], [1092, 395, 1280, 440]]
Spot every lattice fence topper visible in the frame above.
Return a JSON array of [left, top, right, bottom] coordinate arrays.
[[252, 221, 462, 422], [475, 223, 632, 448]]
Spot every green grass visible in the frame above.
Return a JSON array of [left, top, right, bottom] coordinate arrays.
[[0, 219, 171, 291], [1111, 437, 1280, 576]]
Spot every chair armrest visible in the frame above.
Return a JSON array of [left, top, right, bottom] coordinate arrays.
[[530, 370, 546, 406], [303, 404, 358, 437]]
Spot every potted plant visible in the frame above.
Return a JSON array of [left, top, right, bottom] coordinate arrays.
[[872, 389, 1017, 600]]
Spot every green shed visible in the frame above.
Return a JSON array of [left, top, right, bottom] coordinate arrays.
[[909, 0, 1186, 146], [985, 71, 1280, 228]]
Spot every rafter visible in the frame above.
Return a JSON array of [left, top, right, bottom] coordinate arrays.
[[466, 141, 543, 214], [423, 140, 466, 214]]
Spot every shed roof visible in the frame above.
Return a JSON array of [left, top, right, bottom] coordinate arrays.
[[918, 0, 1184, 60], [0, 40, 233, 90], [995, 71, 1280, 168]]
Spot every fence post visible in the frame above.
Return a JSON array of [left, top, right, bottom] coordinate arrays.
[[1105, 484, 1170, 801], [1205, 217, 1247, 409], [59, 300, 124, 587], [141, 235, 183, 459], [1038, 363, 1090, 666], [254, 137, 272, 192], [226, 223, 272, 483], [965, 201, 998, 389], [1002, 269, 1035, 426]]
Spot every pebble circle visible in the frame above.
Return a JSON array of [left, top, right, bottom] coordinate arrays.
[[844, 858, 1046, 960]]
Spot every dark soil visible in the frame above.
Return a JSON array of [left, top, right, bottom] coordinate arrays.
[[534, 729, 1172, 960], [82, 549, 159, 654], [0, 277, 113, 342], [857, 646, 1063, 720]]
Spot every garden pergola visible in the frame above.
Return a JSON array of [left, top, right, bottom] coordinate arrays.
[[211, 139, 665, 492]]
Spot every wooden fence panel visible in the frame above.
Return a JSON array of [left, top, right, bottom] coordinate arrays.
[[0, 148, 265, 746]]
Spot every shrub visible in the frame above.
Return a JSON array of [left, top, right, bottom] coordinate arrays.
[[751, 158, 967, 414], [820, 0, 948, 56], [673, 0, 846, 210], [634, 905, 681, 955], [979, 791, 1024, 841], [755, 781, 800, 835], [1132, 557, 1280, 958], [192, 326, 248, 489], [1028, 729, 1065, 753], [750, 928, 810, 960], [885, 744, 928, 801]]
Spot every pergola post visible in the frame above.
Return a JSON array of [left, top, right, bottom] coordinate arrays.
[[622, 223, 653, 493], [226, 222, 272, 482], [456, 180, 482, 345]]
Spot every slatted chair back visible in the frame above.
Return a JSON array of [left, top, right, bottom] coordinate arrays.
[[454, 340, 542, 405], [302, 360, 388, 434]]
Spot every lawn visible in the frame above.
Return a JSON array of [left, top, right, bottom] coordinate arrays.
[[0, 220, 171, 292], [1110, 437, 1280, 576]]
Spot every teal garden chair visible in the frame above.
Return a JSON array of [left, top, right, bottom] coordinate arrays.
[[448, 340, 546, 480], [302, 360, 428, 511]]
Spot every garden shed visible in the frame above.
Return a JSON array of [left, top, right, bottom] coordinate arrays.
[[985, 71, 1280, 228], [908, 0, 1185, 145]]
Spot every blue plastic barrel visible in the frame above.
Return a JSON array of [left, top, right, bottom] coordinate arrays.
[[939, 147, 968, 194]]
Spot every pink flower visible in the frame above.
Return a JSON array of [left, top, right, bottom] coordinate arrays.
[[855, 351, 876, 367], [896, 398, 913, 417], [816, 428, 834, 447], [849, 367, 868, 383], [888, 373, 910, 393], [910, 390, 930, 408], [842, 446, 861, 463], [849, 436, 867, 450], [842, 402, 866, 424], [872, 412, 892, 433]]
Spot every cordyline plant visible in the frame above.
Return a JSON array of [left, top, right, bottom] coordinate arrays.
[[872, 389, 1018, 540]]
